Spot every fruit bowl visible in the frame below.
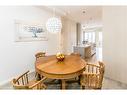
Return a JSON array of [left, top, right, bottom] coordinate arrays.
[[56, 53, 65, 62]]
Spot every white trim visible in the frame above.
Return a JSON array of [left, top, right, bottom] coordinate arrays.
[[0, 78, 12, 87]]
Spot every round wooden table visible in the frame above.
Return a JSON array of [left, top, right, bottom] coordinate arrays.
[[35, 55, 86, 89]]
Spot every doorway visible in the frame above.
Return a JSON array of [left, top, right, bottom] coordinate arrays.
[[83, 27, 102, 61]]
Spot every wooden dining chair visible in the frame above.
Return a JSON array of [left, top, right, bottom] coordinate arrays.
[[35, 52, 46, 80], [80, 61, 105, 89], [70, 52, 81, 56], [11, 70, 47, 89], [35, 52, 46, 60]]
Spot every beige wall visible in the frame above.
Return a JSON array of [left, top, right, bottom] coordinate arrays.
[[61, 18, 77, 54], [77, 23, 82, 45], [103, 6, 127, 84]]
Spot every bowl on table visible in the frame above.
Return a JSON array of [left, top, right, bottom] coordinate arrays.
[[56, 53, 65, 62]]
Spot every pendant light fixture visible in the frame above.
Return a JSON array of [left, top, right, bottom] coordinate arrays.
[[46, 8, 62, 33]]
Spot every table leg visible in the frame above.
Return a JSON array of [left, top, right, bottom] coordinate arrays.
[[78, 75, 81, 85], [61, 79, 66, 89]]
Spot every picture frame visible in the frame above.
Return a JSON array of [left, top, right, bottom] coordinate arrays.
[[15, 20, 48, 42]]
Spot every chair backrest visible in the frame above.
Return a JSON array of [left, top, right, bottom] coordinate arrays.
[[11, 71, 29, 89], [70, 52, 80, 56], [81, 61, 105, 89], [98, 61, 105, 86], [11, 71, 47, 90], [35, 52, 46, 59]]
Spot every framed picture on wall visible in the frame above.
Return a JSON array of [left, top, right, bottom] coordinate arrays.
[[15, 20, 48, 42]]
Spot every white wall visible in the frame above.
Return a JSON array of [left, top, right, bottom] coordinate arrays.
[[103, 6, 127, 84], [61, 18, 77, 54], [0, 6, 61, 84]]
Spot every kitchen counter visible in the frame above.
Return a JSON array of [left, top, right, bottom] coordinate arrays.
[[73, 44, 96, 59]]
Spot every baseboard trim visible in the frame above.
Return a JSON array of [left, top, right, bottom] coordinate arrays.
[[0, 78, 12, 87], [0, 69, 35, 86], [104, 76, 127, 86]]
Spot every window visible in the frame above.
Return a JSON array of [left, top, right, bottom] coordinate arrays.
[[98, 32, 102, 47], [83, 31, 95, 43]]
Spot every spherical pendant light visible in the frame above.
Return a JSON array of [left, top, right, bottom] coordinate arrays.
[[46, 17, 62, 33]]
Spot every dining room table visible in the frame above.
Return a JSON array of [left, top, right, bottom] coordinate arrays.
[[35, 54, 86, 89]]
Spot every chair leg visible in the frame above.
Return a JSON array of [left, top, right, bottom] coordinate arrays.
[[35, 72, 37, 77], [81, 86, 85, 89], [36, 73, 41, 81], [96, 87, 101, 90], [75, 76, 79, 80], [78, 75, 81, 85], [61, 79, 66, 89]]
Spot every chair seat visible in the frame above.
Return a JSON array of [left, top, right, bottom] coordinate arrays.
[[26, 80, 37, 87], [11, 71, 47, 89], [27, 80, 46, 89]]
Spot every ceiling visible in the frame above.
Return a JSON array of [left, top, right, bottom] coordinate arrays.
[[40, 6, 102, 25]]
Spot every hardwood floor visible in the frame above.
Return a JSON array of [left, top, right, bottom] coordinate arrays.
[[85, 47, 102, 63]]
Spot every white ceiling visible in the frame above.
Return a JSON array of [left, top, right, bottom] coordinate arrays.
[[40, 6, 102, 24]]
